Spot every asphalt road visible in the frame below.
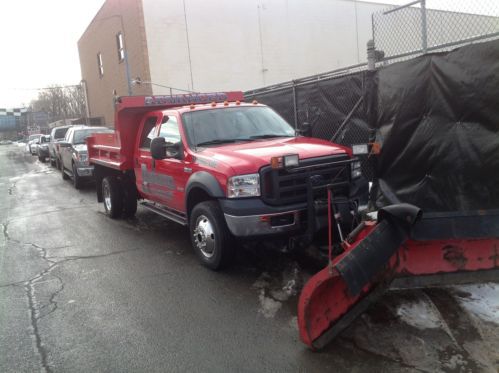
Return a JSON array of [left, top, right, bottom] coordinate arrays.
[[0, 143, 498, 372]]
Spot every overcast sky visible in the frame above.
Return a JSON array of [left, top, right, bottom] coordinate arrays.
[[0, 0, 492, 108], [0, 0, 105, 108]]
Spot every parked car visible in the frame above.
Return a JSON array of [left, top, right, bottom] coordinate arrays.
[[59, 126, 112, 189], [0, 140, 12, 145], [28, 134, 43, 155], [49, 125, 73, 168], [37, 135, 51, 162]]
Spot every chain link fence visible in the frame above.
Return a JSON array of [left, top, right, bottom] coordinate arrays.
[[245, 66, 375, 180], [372, 0, 499, 63], [245, 0, 499, 182]]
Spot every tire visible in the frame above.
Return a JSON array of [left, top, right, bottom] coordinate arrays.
[[122, 179, 137, 218], [72, 163, 83, 189], [55, 157, 61, 170], [61, 162, 69, 180], [189, 201, 234, 270], [50, 158, 56, 167], [38, 155, 45, 162], [102, 176, 123, 219]]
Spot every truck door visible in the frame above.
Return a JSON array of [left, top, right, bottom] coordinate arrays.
[[61, 128, 73, 170], [134, 116, 159, 201], [153, 114, 189, 212]]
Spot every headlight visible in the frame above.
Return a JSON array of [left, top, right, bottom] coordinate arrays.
[[227, 174, 260, 198], [78, 153, 88, 163], [351, 160, 362, 179]]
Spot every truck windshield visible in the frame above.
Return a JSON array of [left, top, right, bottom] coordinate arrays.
[[182, 106, 295, 148], [73, 128, 111, 144], [54, 127, 69, 140]]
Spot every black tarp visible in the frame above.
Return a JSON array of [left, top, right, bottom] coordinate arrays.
[[370, 39, 499, 212], [246, 71, 373, 179]]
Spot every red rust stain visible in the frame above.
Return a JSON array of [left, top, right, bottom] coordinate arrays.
[[443, 245, 467, 269]]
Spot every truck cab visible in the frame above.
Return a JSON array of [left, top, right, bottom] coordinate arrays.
[[88, 93, 368, 269]]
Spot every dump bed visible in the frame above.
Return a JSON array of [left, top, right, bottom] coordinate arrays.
[[87, 92, 244, 171]]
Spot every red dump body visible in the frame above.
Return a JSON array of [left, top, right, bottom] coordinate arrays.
[[87, 92, 245, 171]]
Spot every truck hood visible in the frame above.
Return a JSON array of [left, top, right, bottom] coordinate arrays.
[[73, 144, 88, 153], [196, 137, 351, 174]]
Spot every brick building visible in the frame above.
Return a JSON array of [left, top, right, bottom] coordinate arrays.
[[79, 0, 394, 125]]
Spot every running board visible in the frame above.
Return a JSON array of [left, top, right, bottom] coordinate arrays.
[[140, 201, 188, 226]]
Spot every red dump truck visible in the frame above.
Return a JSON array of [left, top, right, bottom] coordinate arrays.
[[87, 91, 499, 350], [87, 92, 368, 270]]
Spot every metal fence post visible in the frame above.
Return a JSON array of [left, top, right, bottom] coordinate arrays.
[[292, 81, 298, 129], [421, 0, 428, 53], [367, 39, 376, 70]]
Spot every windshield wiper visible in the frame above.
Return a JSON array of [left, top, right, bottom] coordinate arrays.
[[249, 134, 295, 139], [196, 139, 242, 147]]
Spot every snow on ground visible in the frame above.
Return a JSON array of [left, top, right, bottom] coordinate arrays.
[[451, 282, 499, 324], [396, 296, 444, 329]]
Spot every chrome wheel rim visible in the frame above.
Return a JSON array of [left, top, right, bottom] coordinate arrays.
[[193, 215, 216, 258], [103, 182, 112, 212]]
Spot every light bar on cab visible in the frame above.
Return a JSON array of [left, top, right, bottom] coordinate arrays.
[[144, 92, 244, 106]]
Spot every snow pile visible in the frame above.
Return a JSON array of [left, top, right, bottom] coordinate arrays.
[[452, 283, 499, 324], [252, 264, 302, 318]]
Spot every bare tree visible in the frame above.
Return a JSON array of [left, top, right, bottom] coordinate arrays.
[[30, 85, 86, 122]]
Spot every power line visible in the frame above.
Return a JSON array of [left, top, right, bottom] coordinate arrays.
[[0, 85, 81, 91]]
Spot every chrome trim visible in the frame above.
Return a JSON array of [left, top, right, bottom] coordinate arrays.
[[76, 166, 94, 177], [223, 210, 301, 237]]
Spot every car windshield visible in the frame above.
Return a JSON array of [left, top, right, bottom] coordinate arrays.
[[182, 106, 295, 148], [73, 128, 110, 144], [54, 127, 69, 140]]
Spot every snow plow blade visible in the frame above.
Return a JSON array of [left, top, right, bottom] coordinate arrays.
[[298, 207, 499, 350]]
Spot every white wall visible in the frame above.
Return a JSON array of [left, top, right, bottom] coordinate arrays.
[[142, 0, 389, 94]]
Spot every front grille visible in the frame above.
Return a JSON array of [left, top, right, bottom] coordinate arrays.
[[260, 155, 351, 206]]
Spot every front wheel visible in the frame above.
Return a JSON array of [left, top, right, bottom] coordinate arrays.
[[72, 163, 83, 189], [102, 176, 123, 219], [189, 201, 234, 270], [61, 162, 69, 180]]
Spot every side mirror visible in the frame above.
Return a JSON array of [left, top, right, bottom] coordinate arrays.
[[151, 137, 166, 160], [165, 142, 182, 159]]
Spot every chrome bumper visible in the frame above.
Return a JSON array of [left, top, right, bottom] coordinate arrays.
[[76, 166, 94, 177], [224, 210, 301, 237]]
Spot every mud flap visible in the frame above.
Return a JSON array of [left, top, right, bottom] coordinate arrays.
[[298, 203, 421, 349]]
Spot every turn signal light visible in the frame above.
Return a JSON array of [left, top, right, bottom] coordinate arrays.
[[252, 100, 258, 105], [224, 101, 229, 106], [211, 101, 217, 107], [370, 142, 381, 155], [270, 156, 280, 169]]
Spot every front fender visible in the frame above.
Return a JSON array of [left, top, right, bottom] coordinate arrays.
[[185, 171, 225, 199]]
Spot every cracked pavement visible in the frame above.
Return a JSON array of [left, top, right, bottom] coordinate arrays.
[[0, 144, 498, 372]]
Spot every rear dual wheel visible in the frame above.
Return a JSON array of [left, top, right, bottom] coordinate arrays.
[[102, 176, 137, 219]]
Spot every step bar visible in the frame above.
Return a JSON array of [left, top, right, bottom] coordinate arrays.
[[140, 201, 188, 226]]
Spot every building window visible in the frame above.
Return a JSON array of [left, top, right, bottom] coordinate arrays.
[[116, 32, 125, 62], [97, 52, 104, 77]]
